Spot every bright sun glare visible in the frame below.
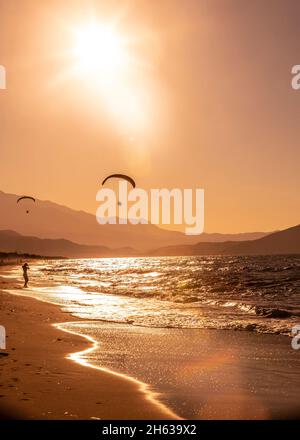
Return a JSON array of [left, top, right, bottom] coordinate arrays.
[[62, 19, 159, 136], [73, 24, 128, 76]]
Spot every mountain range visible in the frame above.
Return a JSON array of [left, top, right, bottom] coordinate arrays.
[[0, 225, 299, 258], [150, 224, 300, 256], [1, 190, 298, 257], [0, 190, 268, 251]]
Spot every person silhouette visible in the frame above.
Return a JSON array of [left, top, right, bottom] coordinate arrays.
[[22, 263, 29, 288]]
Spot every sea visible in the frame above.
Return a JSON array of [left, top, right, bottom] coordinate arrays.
[[24, 255, 300, 335]]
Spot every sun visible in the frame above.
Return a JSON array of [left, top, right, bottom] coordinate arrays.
[[58, 18, 159, 135], [73, 23, 128, 76]]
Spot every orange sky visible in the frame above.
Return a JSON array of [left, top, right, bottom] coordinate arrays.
[[0, 0, 299, 233]]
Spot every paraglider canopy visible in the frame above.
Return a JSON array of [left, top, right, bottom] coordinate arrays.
[[17, 196, 36, 214], [17, 196, 36, 203], [102, 174, 135, 188]]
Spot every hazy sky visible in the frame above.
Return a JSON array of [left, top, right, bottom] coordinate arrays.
[[0, 0, 299, 233]]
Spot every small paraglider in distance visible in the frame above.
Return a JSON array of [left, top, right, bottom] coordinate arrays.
[[102, 174, 136, 207], [101, 174, 136, 188], [17, 196, 36, 214]]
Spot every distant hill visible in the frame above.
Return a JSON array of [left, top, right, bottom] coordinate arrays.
[[0, 190, 269, 250], [0, 251, 57, 264], [150, 224, 300, 256], [195, 231, 271, 242], [0, 226, 298, 258], [0, 230, 136, 258]]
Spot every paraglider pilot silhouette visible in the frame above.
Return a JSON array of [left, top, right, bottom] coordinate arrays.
[[22, 263, 29, 288], [17, 196, 36, 214], [102, 174, 135, 208]]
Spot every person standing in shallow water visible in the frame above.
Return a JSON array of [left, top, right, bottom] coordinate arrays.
[[22, 263, 29, 288]]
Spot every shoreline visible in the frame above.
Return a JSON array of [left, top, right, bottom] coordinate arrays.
[[54, 322, 179, 419], [0, 274, 178, 419], [1, 268, 300, 419]]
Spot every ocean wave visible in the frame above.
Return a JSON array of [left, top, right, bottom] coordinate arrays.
[[253, 306, 300, 319], [28, 255, 300, 337]]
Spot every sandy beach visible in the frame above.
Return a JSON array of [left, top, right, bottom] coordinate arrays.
[[1, 265, 300, 420], [0, 271, 176, 420]]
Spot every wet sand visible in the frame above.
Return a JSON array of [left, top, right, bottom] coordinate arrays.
[[60, 321, 300, 420]]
